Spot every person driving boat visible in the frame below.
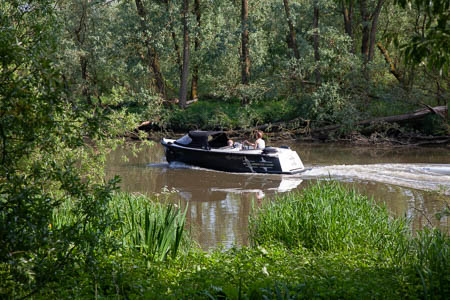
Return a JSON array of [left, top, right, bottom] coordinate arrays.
[[244, 130, 265, 149]]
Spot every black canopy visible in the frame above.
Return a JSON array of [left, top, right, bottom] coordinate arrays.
[[184, 131, 229, 149]]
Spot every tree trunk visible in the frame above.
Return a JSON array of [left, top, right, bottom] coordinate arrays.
[[190, 0, 201, 100], [74, 0, 91, 105], [368, 0, 384, 61], [360, 0, 385, 63], [341, 0, 354, 53], [376, 42, 403, 83], [313, 1, 320, 84], [164, 0, 182, 82], [359, 0, 370, 62], [241, 0, 250, 85], [135, 0, 166, 98], [179, 0, 190, 108], [80, 55, 92, 105], [282, 0, 299, 59]]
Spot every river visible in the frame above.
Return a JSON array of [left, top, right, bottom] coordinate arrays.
[[106, 141, 450, 250]]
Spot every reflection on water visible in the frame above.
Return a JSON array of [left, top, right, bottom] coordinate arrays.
[[106, 142, 450, 250]]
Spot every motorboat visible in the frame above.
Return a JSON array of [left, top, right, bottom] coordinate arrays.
[[161, 131, 306, 174]]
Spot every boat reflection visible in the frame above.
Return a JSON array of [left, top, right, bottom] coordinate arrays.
[[156, 164, 303, 202]]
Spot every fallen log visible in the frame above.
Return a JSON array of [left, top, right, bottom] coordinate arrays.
[[311, 105, 448, 133]]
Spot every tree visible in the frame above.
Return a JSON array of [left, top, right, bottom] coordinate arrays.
[[359, 0, 385, 62], [313, 0, 321, 83], [396, 0, 449, 75], [0, 1, 119, 296], [74, 0, 92, 104], [241, 0, 250, 85], [283, 0, 300, 59], [190, 0, 201, 100], [341, 0, 355, 53], [179, 0, 190, 108], [135, 0, 167, 98], [163, 0, 182, 83]]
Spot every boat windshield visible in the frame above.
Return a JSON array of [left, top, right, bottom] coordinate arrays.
[[175, 135, 192, 145]]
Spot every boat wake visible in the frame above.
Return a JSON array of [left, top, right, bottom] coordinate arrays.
[[300, 163, 450, 195], [147, 161, 200, 169], [146, 162, 170, 168]]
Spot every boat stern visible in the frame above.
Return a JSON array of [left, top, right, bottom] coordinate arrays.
[[278, 149, 305, 174]]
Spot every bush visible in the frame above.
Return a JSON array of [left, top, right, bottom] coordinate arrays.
[[163, 98, 301, 132]]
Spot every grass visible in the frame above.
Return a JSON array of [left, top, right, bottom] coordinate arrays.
[[114, 193, 188, 262], [249, 182, 410, 256], [52, 192, 189, 263], [29, 182, 449, 299]]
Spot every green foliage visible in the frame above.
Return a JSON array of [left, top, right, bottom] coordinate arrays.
[[418, 114, 450, 136], [396, 0, 449, 74], [113, 193, 188, 262], [5, 183, 450, 299], [308, 82, 356, 126], [163, 98, 301, 131], [1, 0, 449, 296], [411, 228, 450, 298], [249, 181, 410, 255], [53, 191, 189, 263], [0, 1, 136, 297]]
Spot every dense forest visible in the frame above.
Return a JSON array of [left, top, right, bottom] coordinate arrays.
[[4, 0, 449, 136], [1, 0, 449, 298]]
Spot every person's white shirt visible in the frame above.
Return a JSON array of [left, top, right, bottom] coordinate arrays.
[[255, 138, 265, 149]]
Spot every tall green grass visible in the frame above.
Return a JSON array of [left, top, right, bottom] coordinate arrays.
[[114, 193, 188, 262], [52, 192, 189, 263], [249, 182, 449, 297], [249, 181, 410, 256], [411, 228, 450, 298]]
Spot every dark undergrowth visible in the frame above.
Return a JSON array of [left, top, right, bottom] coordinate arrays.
[[156, 98, 449, 139]]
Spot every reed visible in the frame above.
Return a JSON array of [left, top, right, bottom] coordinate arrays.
[[411, 228, 450, 298], [52, 192, 189, 262], [114, 193, 188, 262], [249, 181, 410, 255]]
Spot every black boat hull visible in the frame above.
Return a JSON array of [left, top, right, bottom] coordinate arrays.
[[162, 140, 305, 174]]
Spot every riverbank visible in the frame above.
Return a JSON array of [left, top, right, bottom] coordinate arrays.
[[17, 182, 449, 299], [136, 98, 449, 146]]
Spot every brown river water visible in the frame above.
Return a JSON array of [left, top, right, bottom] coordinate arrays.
[[106, 141, 450, 250]]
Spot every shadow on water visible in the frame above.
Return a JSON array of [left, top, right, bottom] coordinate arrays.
[[106, 142, 450, 250]]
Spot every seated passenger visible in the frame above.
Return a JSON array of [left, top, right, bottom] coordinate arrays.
[[220, 139, 237, 149], [244, 131, 265, 149]]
